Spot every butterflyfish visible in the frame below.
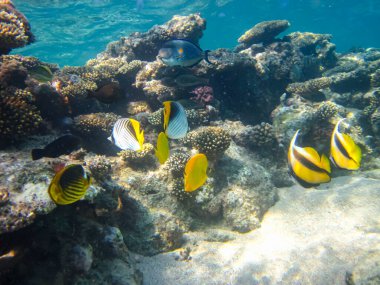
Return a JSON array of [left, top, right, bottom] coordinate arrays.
[[108, 118, 144, 151], [155, 132, 170, 164], [48, 164, 91, 205], [184, 153, 208, 192], [157, 39, 212, 67], [288, 130, 331, 188], [163, 101, 189, 139], [330, 119, 361, 170], [31, 134, 81, 160]]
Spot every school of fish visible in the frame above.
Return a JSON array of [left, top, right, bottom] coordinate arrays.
[[288, 118, 362, 188], [34, 39, 363, 206]]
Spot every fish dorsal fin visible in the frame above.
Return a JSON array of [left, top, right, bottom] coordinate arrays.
[[302, 147, 321, 163], [155, 132, 169, 164], [129, 118, 144, 148], [341, 133, 362, 165], [320, 154, 331, 173], [163, 101, 171, 131]]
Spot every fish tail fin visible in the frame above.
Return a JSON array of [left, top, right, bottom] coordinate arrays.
[[204, 50, 213, 65], [31, 149, 45, 160]]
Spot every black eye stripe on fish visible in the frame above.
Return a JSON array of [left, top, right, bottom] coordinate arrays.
[[293, 148, 330, 175]]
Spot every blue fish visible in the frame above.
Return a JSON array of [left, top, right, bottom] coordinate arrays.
[[158, 39, 212, 67]]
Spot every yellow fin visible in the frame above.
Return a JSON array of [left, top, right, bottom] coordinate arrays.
[[155, 132, 169, 164], [320, 154, 331, 173], [184, 153, 208, 192], [129, 118, 144, 148], [163, 101, 171, 131]]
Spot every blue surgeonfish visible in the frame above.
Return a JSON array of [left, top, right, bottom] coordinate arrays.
[[184, 153, 208, 192], [157, 39, 212, 67], [288, 130, 331, 188], [330, 119, 361, 170], [108, 118, 144, 151], [48, 164, 91, 205], [163, 101, 189, 139]]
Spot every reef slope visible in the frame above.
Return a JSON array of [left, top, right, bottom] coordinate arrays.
[[137, 175, 380, 285]]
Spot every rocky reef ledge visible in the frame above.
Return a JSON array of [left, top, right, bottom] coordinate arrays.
[[138, 175, 380, 285]]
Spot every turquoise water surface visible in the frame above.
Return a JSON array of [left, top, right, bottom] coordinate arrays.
[[12, 0, 380, 66]]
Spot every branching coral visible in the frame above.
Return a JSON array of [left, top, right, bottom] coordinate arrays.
[[0, 87, 42, 144], [88, 155, 112, 182], [0, 1, 34, 54], [164, 152, 190, 178], [315, 101, 339, 121], [249, 122, 276, 147], [73, 112, 120, 139], [0, 56, 27, 88], [186, 126, 231, 159], [118, 143, 154, 166], [286, 77, 332, 100]]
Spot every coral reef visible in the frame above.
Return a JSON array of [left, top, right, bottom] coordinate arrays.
[[0, 87, 42, 144], [286, 77, 332, 100], [0, 1, 34, 54], [185, 126, 231, 159], [2, 12, 380, 285], [118, 143, 155, 167], [165, 152, 191, 178], [73, 112, 120, 139], [87, 155, 113, 182], [238, 20, 290, 47], [100, 14, 206, 62]]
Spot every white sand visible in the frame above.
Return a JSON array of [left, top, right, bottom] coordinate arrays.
[[137, 175, 380, 285]]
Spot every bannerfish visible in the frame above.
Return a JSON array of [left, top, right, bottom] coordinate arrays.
[[90, 82, 122, 104], [155, 132, 170, 164], [31, 134, 81, 160], [163, 101, 189, 139], [108, 118, 144, 151], [158, 39, 212, 67], [184, 153, 208, 192], [288, 130, 331, 188], [330, 119, 362, 170], [48, 164, 91, 205]]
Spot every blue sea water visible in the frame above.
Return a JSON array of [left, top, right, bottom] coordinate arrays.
[[12, 0, 380, 67]]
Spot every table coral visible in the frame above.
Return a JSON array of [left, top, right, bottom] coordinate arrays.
[[238, 20, 290, 46]]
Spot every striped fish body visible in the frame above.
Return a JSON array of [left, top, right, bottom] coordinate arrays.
[[330, 119, 361, 170], [109, 118, 144, 151], [48, 164, 91, 205], [163, 101, 188, 139], [184, 153, 208, 192], [288, 130, 331, 188]]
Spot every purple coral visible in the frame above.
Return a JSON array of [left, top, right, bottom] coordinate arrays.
[[190, 86, 214, 106]]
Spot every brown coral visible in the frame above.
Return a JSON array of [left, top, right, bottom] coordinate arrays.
[[0, 1, 34, 54], [0, 87, 42, 144], [286, 77, 332, 100], [73, 112, 120, 139], [186, 126, 231, 159], [238, 20, 290, 46]]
